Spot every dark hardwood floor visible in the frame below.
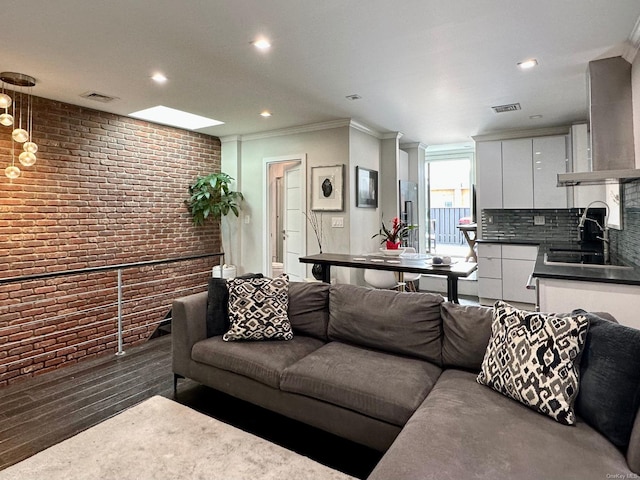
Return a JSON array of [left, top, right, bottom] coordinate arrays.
[[0, 335, 383, 479]]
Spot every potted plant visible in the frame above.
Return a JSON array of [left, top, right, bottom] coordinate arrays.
[[186, 172, 243, 225], [372, 217, 414, 249], [186, 172, 243, 274]]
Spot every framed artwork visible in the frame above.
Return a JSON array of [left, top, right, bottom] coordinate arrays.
[[311, 165, 344, 211], [356, 166, 378, 208]]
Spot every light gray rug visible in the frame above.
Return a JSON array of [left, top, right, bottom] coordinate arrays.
[[0, 395, 356, 480]]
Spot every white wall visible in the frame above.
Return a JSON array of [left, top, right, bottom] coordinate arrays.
[[633, 50, 640, 167], [224, 125, 350, 280], [348, 126, 383, 284]]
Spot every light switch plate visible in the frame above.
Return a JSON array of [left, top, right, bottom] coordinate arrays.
[[331, 217, 344, 228]]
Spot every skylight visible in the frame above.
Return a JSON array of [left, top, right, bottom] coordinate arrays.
[[129, 106, 224, 130]]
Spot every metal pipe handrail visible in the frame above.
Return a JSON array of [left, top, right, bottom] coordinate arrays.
[[0, 252, 224, 285]]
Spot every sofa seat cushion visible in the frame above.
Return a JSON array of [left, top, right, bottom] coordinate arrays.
[[192, 335, 325, 389], [368, 369, 633, 480], [280, 342, 442, 426]]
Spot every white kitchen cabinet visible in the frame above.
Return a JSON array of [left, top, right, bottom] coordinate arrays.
[[476, 134, 569, 216], [501, 245, 538, 304], [477, 243, 502, 300], [538, 277, 640, 330], [533, 135, 570, 208], [478, 243, 538, 306], [502, 138, 534, 208], [475, 141, 503, 211]]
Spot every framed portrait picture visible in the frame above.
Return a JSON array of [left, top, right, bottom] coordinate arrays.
[[311, 165, 344, 211], [356, 166, 378, 208]]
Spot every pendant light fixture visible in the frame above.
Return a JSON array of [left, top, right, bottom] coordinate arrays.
[[1, 72, 37, 179]]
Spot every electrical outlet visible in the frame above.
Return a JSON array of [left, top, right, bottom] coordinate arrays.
[[244, 215, 250, 224], [331, 217, 344, 228], [534, 215, 545, 226], [487, 216, 494, 224]]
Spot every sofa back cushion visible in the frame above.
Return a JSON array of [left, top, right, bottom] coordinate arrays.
[[328, 284, 444, 365], [572, 310, 640, 455], [441, 302, 493, 371], [287, 282, 330, 341]]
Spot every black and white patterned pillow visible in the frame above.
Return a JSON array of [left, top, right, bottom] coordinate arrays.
[[223, 274, 293, 341], [477, 301, 589, 425]]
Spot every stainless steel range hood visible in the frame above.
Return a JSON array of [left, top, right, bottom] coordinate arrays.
[[558, 56, 640, 186]]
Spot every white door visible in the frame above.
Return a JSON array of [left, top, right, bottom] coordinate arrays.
[[283, 164, 306, 281]]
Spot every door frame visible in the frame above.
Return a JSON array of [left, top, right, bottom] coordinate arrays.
[[262, 154, 307, 276]]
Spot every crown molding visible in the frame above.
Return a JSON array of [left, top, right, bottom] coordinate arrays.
[[623, 16, 640, 63], [229, 119, 352, 142], [400, 142, 428, 150], [348, 119, 382, 138], [380, 131, 404, 141], [472, 125, 571, 142], [220, 135, 241, 143]]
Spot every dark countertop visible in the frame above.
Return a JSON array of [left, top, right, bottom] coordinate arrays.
[[479, 238, 640, 285], [477, 238, 568, 246], [532, 245, 640, 286]]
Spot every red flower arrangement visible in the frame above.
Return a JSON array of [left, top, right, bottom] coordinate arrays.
[[372, 217, 414, 249]]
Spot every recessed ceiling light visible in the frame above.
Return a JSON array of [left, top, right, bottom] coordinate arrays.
[[529, 114, 543, 119], [129, 106, 224, 130], [260, 111, 272, 117], [518, 59, 538, 70], [151, 73, 168, 83], [252, 38, 271, 50]]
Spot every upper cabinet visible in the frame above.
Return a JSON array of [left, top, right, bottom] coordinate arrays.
[[502, 138, 534, 208], [532, 135, 570, 208], [476, 132, 570, 216]]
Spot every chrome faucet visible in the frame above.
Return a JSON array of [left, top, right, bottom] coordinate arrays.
[[578, 200, 610, 264]]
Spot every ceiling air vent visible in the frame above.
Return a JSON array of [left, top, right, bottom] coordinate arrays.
[[80, 91, 119, 103], [491, 103, 521, 113]]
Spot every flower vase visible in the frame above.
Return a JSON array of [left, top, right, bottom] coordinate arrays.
[[386, 240, 401, 250], [312, 249, 324, 280]]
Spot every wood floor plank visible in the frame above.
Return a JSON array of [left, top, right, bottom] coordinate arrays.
[[0, 334, 381, 479]]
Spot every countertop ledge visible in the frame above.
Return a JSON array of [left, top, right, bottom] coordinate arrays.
[[532, 246, 640, 286]]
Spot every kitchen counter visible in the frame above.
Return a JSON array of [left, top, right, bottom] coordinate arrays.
[[480, 238, 640, 285], [477, 238, 542, 246], [532, 246, 640, 286]]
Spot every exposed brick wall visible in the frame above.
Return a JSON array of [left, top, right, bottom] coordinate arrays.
[[0, 94, 222, 385]]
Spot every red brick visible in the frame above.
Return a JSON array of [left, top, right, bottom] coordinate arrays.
[[1, 94, 221, 383]]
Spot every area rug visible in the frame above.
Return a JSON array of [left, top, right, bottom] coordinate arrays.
[[0, 395, 356, 480]]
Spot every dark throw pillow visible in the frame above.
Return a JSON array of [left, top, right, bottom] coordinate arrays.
[[206, 273, 263, 338], [573, 309, 640, 450], [477, 301, 589, 425]]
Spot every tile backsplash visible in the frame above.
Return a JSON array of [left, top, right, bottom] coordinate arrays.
[[482, 181, 640, 267], [481, 208, 584, 244], [609, 179, 640, 267]]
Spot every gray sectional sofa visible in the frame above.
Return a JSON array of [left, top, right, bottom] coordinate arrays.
[[172, 282, 640, 479]]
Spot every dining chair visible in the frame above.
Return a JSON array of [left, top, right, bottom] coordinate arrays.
[[400, 247, 421, 292]]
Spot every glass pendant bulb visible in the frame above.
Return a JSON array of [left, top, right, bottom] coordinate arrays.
[[12, 128, 28, 143], [5, 165, 20, 179], [0, 93, 11, 109], [0, 112, 13, 126], [19, 151, 36, 167], [23, 141, 37, 153]]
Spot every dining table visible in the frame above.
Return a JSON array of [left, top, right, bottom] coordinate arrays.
[[299, 252, 477, 303]]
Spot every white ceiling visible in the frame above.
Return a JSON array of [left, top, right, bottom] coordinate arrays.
[[3, 0, 640, 146]]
